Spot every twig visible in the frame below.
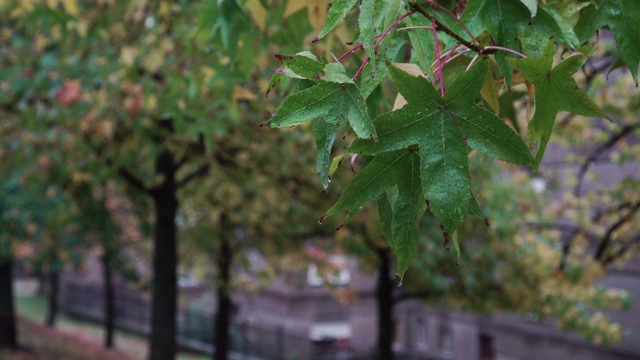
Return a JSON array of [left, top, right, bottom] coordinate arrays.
[[424, 0, 478, 45], [431, 17, 444, 96], [410, 2, 484, 54], [574, 124, 640, 197], [594, 201, 640, 263]]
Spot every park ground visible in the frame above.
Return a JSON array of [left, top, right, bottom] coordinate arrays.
[[0, 296, 207, 360]]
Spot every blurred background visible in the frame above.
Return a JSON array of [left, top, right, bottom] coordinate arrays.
[[1, 1, 639, 359]]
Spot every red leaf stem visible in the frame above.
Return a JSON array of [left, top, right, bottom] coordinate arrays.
[[441, 48, 472, 67], [483, 45, 527, 58], [352, 57, 370, 81], [374, 11, 415, 49], [465, 54, 480, 71]]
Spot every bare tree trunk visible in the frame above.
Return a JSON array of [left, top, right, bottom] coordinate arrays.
[[214, 229, 233, 360], [45, 267, 59, 328], [103, 250, 115, 348], [0, 257, 17, 349], [376, 247, 394, 360], [148, 148, 178, 360]]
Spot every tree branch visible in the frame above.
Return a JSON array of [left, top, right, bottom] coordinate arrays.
[[410, 2, 485, 54], [176, 163, 210, 189], [594, 201, 640, 263], [602, 234, 640, 266], [118, 168, 153, 196], [574, 124, 640, 197], [559, 228, 582, 271], [523, 222, 583, 271]]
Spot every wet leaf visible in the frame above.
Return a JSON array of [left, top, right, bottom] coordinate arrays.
[[508, 40, 612, 170]]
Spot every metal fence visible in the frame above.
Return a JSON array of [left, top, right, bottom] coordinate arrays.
[[63, 283, 151, 334], [62, 283, 360, 360]]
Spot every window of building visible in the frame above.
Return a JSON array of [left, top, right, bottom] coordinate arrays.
[[480, 334, 494, 360], [393, 318, 403, 349], [439, 324, 453, 353], [416, 318, 428, 348]]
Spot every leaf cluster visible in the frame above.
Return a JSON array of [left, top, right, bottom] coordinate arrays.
[[270, 0, 638, 278]]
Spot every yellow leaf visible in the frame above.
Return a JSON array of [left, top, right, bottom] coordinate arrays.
[[159, 1, 171, 17], [245, 0, 267, 32], [480, 65, 500, 114], [283, 0, 306, 18], [34, 33, 48, 52], [61, 0, 78, 15], [10, 0, 35, 17], [283, 0, 330, 34], [142, 48, 164, 73], [232, 85, 258, 102], [145, 95, 157, 111], [201, 66, 216, 89], [69, 19, 88, 37], [160, 38, 174, 52], [120, 46, 139, 67]]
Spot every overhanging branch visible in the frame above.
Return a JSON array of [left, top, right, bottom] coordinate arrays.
[[574, 124, 640, 197], [594, 201, 640, 263], [118, 168, 152, 196], [176, 163, 210, 189]]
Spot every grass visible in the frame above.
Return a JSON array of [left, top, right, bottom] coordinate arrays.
[[9, 295, 209, 360]]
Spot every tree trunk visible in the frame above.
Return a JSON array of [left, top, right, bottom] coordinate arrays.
[[45, 268, 59, 328], [214, 228, 233, 360], [376, 247, 394, 360], [0, 257, 17, 349], [148, 148, 178, 360], [103, 250, 115, 348]]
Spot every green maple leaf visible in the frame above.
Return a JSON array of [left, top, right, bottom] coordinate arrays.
[[316, 0, 359, 40], [323, 149, 422, 278], [269, 77, 376, 188], [312, 111, 342, 191], [350, 60, 532, 235], [574, 0, 640, 85], [507, 40, 612, 170], [462, 0, 578, 84], [273, 51, 325, 81]]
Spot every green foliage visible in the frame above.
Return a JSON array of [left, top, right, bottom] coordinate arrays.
[[269, 0, 638, 280], [574, 0, 640, 85], [508, 40, 612, 170]]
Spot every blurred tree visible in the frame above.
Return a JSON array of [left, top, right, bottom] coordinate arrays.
[[1, 0, 324, 358], [176, 2, 341, 358], [0, 166, 21, 350]]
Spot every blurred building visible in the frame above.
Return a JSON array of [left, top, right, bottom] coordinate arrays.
[[230, 254, 640, 360]]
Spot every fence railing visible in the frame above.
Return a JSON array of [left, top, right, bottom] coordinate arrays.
[[61, 283, 364, 360]]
